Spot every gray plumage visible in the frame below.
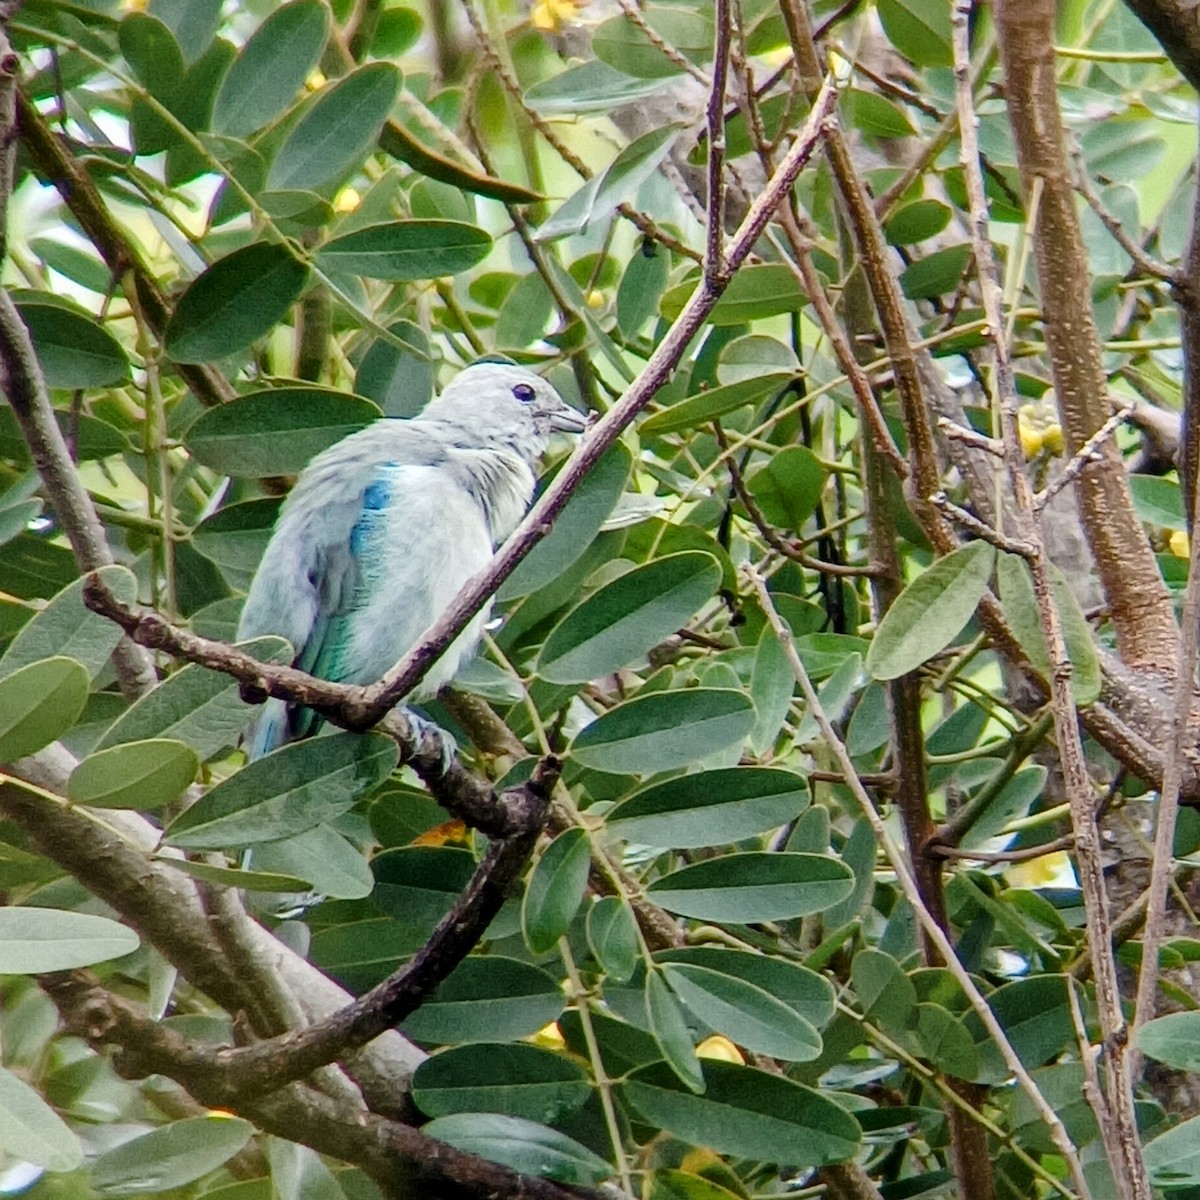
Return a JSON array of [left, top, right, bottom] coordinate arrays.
[[237, 362, 585, 758]]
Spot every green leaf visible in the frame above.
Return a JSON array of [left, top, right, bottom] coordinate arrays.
[[568, 688, 756, 774], [1145, 1114, 1200, 1188], [1138, 1012, 1200, 1071], [157, 858, 313, 893], [0, 1066, 82, 1171], [877, 0, 953, 67], [646, 1168, 745, 1200], [522, 827, 590, 954], [899, 244, 972, 300], [192, 499, 281, 582], [745, 445, 828, 529], [68, 739, 199, 810], [592, 7, 714, 78], [183, 387, 379, 477], [311, 917, 426, 991], [866, 541, 995, 680], [914, 1002, 978, 1079], [252, 823, 374, 899], [618, 238, 671, 338], [212, 0, 329, 136], [538, 552, 721, 684], [0, 565, 137, 682], [97, 637, 292, 761], [586, 896, 640, 983], [316, 220, 492, 280], [648, 852, 854, 922], [963, 975, 1073, 1084], [400, 957, 564, 1044], [525, 60, 673, 114], [646, 969, 705, 1092], [995, 552, 1102, 707], [656, 947, 835, 1029], [165, 242, 309, 363], [91, 1115, 255, 1195], [846, 88, 916, 138], [0, 908, 139, 972], [621, 1061, 861, 1165], [499, 444, 631, 600], [884, 199, 953, 246], [268, 62, 402, 191], [1130, 473, 1185, 529], [606, 766, 808, 848], [661, 265, 807, 324], [373, 845, 476, 939], [422, 1114, 613, 1187], [748, 628, 794, 755], [852, 948, 916, 1029], [0, 406, 125, 466], [0, 657, 90, 760], [164, 732, 397, 849], [355, 319, 433, 417], [640, 372, 796, 436], [16, 301, 130, 389], [539, 126, 680, 241], [413, 1043, 591, 1122], [662, 963, 822, 1061]]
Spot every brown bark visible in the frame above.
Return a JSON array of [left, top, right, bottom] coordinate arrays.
[[995, 0, 1178, 672]]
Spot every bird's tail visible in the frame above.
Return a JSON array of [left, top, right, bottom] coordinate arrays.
[[244, 697, 290, 760]]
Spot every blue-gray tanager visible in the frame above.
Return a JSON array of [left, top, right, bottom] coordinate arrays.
[[237, 361, 586, 759]]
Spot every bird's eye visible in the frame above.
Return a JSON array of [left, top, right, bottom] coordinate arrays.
[[512, 382, 536, 403]]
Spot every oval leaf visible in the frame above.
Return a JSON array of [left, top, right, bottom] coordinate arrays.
[[522, 827, 591, 954], [0, 565, 137, 682], [1138, 1011, 1200, 1072], [646, 969, 705, 1092], [539, 552, 721, 684], [647, 852, 854, 922], [184, 388, 379, 477], [399, 957, 563, 1044], [166, 242, 309, 364], [866, 541, 995, 680], [68, 739, 199, 810], [413, 1042, 591, 1122], [212, 0, 330, 136], [421, 1114, 612, 1187], [316, 220, 492, 281], [621, 1061, 861, 1165], [268, 62, 401, 191], [97, 636, 292, 760], [0, 656, 90, 761], [0, 908, 139, 973], [0, 1066, 82, 1171], [17, 301, 130, 389], [91, 1115, 255, 1195], [586, 896, 640, 984], [569, 689, 755, 774], [607, 766, 808, 849], [164, 732, 397, 848], [663, 963, 822, 1062]]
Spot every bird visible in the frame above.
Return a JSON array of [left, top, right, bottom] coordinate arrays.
[[236, 360, 587, 760]]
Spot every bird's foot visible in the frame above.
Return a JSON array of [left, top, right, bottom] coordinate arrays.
[[402, 707, 458, 775]]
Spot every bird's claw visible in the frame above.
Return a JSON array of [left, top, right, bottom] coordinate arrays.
[[402, 707, 458, 775]]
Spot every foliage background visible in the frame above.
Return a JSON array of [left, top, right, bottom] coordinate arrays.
[[2, 1, 1200, 1199]]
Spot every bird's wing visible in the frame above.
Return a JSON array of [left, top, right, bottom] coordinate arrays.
[[238, 448, 493, 756]]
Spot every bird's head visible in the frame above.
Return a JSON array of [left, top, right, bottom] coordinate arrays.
[[426, 362, 587, 456]]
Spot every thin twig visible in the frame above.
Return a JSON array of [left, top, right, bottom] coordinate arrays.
[[1033, 405, 1133, 514], [705, 0, 732, 276], [747, 567, 1088, 1197], [929, 492, 1038, 556]]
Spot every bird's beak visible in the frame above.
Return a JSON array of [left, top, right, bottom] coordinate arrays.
[[550, 406, 588, 434]]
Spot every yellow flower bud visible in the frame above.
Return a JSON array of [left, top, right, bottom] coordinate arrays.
[[1041, 423, 1064, 455], [695, 1035, 743, 1063], [1169, 530, 1190, 559], [333, 187, 362, 214], [531, 0, 578, 33], [1018, 423, 1044, 459], [529, 1022, 567, 1051], [305, 70, 327, 92], [585, 290, 605, 309]]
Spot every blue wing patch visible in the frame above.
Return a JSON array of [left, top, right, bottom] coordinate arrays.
[[349, 468, 394, 557]]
